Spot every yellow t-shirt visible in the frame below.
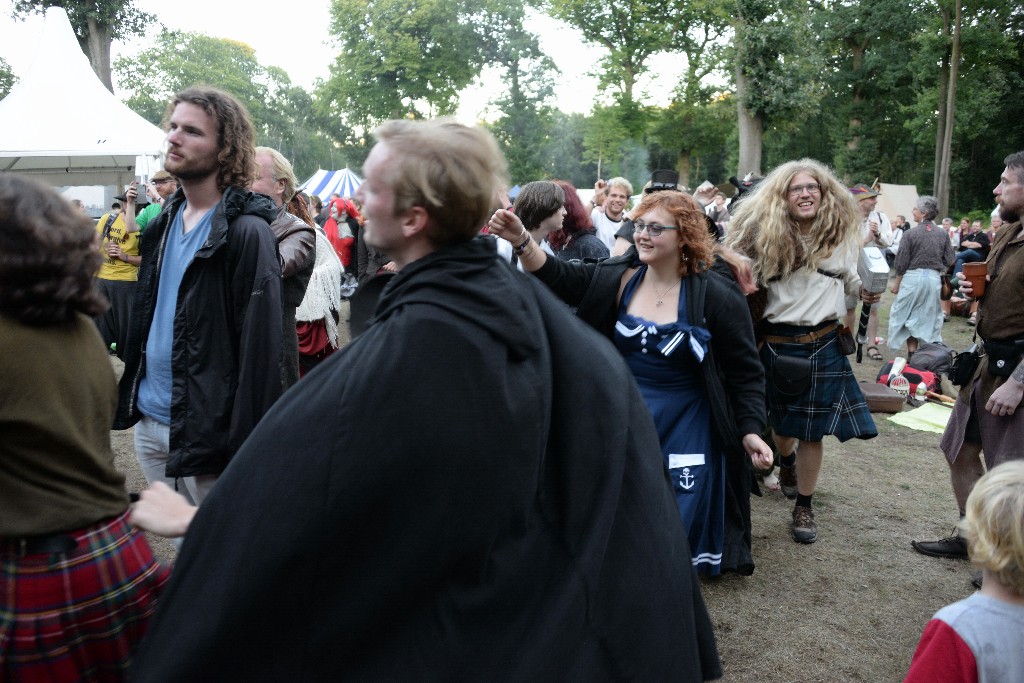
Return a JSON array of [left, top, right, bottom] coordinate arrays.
[[95, 212, 140, 281]]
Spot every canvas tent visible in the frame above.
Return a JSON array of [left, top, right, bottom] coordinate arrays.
[[0, 7, 165, 187], [300, 168, 363, 201], [877, 183, 919, 222]]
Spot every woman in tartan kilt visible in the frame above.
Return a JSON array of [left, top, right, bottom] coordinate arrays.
[[0, 175, 170, 681]]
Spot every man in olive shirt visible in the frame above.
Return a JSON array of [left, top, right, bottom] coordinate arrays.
[[914, 151, 1024, 559]]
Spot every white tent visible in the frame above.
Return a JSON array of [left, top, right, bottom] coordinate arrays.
[[300, 168, 363, 201], [877, 183, 919, 222], [0, 7, 165, 187]]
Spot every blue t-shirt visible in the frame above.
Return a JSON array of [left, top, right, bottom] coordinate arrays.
[[137, 205, 215, 425]]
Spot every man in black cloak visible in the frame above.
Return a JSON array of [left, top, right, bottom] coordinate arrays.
[[131, 119, 721, 681]]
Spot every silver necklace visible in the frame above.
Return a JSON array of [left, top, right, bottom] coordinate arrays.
[[652, 280, 679, 307]]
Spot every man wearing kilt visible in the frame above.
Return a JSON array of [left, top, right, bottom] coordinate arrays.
[[0, 175, 169, 680], [727, 159, 879, 543]]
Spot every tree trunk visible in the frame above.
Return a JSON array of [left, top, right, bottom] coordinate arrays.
[[735, 64, 762, 177], [677, 149, 692, 189], [846, 41, 867, 153], [936, 0, 961, 216], [86, 17, 114, 93], [933, 6, 950, 193]]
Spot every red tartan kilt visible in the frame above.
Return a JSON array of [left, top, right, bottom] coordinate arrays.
[[0, 510, 170, 681]]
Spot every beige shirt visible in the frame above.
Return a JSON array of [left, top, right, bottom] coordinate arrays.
[[764, 239, 861, 326]]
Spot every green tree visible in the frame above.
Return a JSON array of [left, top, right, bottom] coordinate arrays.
[[905, 0, 1024, 213], [732, 0, 823, 175], [13, 0, 154, 92], [548, 0, 708, 139], [811, 0, 920, 184], [542, 111, 596, 187], [487, 62, 557, 184], [0, 57, 16, 99], [321, 0, 512, 129]]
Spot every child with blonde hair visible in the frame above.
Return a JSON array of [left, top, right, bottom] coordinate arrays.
[[905, 460, 1024, 682]]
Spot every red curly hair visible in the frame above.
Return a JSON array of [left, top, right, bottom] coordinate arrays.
[[630, 191, 713, 278], [546, 179, 593, 251]]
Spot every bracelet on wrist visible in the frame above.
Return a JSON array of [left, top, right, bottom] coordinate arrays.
[[513, 233, 532, 255]]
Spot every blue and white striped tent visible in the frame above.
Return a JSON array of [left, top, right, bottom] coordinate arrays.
[[299, 168, 364, 201]]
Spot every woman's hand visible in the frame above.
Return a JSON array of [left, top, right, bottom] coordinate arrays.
[[129, 481, 197, 538], [742, 434, 774, 470], [488, 209, 527, 244]]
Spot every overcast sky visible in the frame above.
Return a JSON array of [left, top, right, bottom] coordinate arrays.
[[0, 1, 684, 121]]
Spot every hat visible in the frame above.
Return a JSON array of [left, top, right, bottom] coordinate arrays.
[[645, 169, 680, 194], [151, 169, 174, 182], [113, 194, 127, 202], [849, 183, 880, 198]]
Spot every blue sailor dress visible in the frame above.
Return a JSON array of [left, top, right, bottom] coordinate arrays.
[[613, 266, 725, 575]]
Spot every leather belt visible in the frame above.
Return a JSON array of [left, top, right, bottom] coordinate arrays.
[[763, 322, 839, 344], [1, 533, 78, 558]]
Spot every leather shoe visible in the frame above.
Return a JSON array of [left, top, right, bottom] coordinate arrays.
[[911, 531, 968, 559]]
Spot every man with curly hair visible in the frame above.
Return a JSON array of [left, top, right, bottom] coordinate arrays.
[[726, 159, 879, 544], [115, 87, 282, 513]]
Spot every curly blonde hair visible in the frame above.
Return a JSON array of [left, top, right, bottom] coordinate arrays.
[[725, 159, 859, 284], [629, 191, 713, 278], [960, 461, 1024, 596]]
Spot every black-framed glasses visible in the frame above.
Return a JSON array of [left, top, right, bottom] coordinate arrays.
[[788, 183, 820, 196], [633, 222, 680, 237]]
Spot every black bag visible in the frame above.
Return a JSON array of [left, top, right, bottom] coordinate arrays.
[[949, 344, 983, 388], [984, 339, 1024, 379], [772, 354, 812, 396]]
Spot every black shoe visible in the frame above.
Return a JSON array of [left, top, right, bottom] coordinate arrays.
[[911, 531, 968, 559], [971, 571, 982, 589]]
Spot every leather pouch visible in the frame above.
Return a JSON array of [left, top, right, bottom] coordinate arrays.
[[984, 340, 1023, 379], [837, 326, 856, 356], [772, 354, 812, 396]]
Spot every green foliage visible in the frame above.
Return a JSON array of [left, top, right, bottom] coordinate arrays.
[[733, 0, 823, 126], [321, 0, 518, 129], [13, 0, 153, 43], [542, 112, 596, 187], [484, 10, 558, 184], [549, 0, 730, 139], [0, 57, 16, 99]]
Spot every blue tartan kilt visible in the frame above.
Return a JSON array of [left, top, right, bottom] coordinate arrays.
[[761, 330, 877, 443]]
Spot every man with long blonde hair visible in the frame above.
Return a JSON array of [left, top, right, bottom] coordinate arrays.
[[727, 159, 879, 544]]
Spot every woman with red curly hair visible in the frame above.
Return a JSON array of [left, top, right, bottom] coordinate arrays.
[[546, 179, 609, 261], [489, 189, 772, 576]]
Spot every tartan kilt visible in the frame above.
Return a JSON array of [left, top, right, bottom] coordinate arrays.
[[0, 511, 170, 682], [761, 330, 877, 443]]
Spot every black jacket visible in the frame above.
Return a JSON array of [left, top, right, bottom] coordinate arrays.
[[115, 186, 283, 478], [132, 237, 720, 681], [534, 246, 766, 574]]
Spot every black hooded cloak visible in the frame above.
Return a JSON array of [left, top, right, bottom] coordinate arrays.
[[132, 238, 720, 681]]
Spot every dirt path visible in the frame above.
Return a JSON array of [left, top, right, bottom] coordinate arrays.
[[110, 294, 979, 681]]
